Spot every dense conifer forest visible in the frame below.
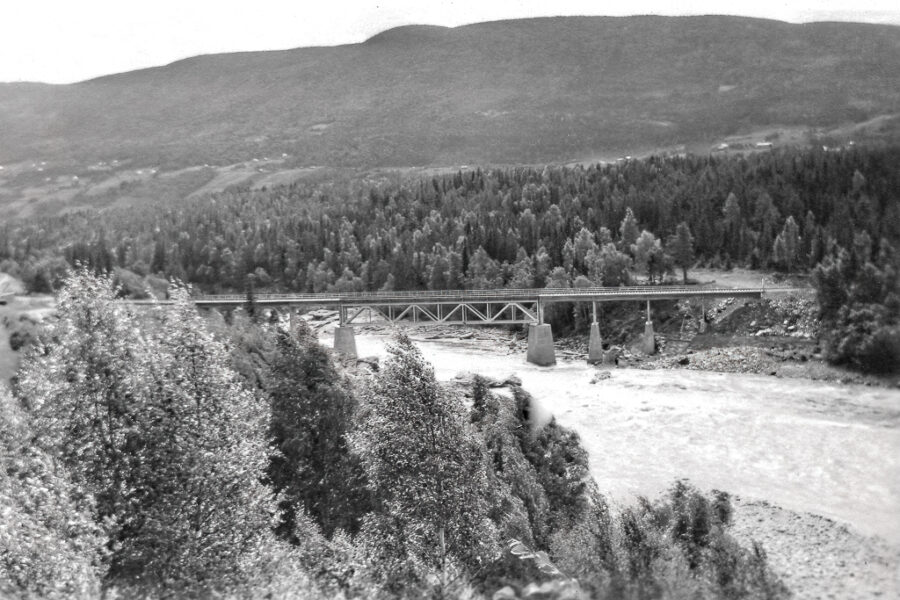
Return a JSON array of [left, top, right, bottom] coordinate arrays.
[[2, 146, 898, 371], [3, 147, 897, 291]]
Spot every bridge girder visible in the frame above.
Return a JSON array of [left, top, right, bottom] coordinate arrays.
[[341, 300, 539, 326]]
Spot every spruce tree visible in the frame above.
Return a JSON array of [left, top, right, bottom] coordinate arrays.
[[753, 192, 781, 265], [668, 222, 695, 283], [619, 208, 640, 254], [244, 274, 258, 320], [773, 216, 801, 272], [722, 192, 742, 262], [266, 324, 370, 538]]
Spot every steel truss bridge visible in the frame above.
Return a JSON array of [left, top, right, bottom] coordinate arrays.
[[139, 285, 792, 326]]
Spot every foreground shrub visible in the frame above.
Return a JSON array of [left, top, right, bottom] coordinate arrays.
[[107, 287, 281, 594], [0, 387, 106, 599], [468, 377, 594, 591], [17, 269, 148, 526], [15, 272, 296, 597], [550, 481, 789, 600]]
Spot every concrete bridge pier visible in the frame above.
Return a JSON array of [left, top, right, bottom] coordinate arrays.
[[333, 305, 358, 358], [588, 323, 604, 364], [698, 299, 708, 333], [639, 300, 656, 355], [587, 302, 604, 364], [526, 321, 556, 366], [333, 326, 358, 358]]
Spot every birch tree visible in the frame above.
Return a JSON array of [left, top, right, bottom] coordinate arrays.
[[119, 285, 278, 593], [351, 334, 498, 597], [18, 269, 147, 530]]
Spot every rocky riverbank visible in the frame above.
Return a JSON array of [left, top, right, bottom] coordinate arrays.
[[296, 294, 900, 387]]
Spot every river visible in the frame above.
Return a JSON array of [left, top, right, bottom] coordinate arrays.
[[342, 329, 900, 545]]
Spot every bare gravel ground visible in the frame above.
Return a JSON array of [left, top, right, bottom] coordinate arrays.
[[730, 499, 899, 599], [690, 268, 810, 290]]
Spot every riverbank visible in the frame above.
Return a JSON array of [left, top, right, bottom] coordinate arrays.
[[324, 326, 900, 600], [319, 310, 898, 387]]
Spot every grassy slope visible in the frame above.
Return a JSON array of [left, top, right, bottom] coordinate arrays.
[[1, 16, 899, 171]]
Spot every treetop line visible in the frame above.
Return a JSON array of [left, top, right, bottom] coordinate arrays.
[[2, 146, 896, 297]]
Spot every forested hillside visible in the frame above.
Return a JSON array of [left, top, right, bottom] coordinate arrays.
[[1, 16, 899, 169], [3, 147, 897, 293], [4, 147, 897, 371]]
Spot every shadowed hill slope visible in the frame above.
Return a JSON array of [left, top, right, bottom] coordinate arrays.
[[1, 16, 899, 168]]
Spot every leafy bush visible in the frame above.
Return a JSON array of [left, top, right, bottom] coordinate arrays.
[[15, 271, 293, 597], [0, 387, 106, 599], [549, 481, 789, 600], [855, 325, 900, 374], [8, 320, 37, 352], [469, 382, 787, 600], [813, 240, 900, 373]]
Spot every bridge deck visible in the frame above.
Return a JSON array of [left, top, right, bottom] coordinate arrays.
[[188, 286, 775, 306]]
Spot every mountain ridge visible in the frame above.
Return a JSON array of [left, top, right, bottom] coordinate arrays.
[[1, 15, 898, 171]]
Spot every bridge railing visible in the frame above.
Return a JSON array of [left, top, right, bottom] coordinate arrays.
[[192, 284, 781, 303], [194, 288, 548, 302]]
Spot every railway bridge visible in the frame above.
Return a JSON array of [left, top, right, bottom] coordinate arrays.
[[169, 285, 789, 366]]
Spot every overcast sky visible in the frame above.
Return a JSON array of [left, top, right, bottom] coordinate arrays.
[[3, 0, 899, 84]]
